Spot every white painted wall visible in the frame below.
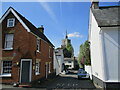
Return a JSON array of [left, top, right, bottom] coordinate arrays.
[[57, 55, 64, 72], [89, 9, 120, 82], [85, 65, 92, 79], [89, 10, 105, 81], [64, 60, 74, 69], [54, 51, 60, 75], [101, 27, 119, 82], [54, 49, 64, 75]]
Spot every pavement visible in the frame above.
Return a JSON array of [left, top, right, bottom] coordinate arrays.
[[1, 70, 97, 90]]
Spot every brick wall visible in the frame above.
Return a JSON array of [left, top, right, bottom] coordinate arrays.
[[1, 12, 54, 84]]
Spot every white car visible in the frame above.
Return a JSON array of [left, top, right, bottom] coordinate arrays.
[[77, 69, 90, 79]]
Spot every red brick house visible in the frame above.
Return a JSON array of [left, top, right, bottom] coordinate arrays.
[[0, 7, 54, 84]]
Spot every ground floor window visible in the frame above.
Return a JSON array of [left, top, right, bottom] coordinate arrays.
[[48, 62, 51, 73], [2, 61, 12, 75], [35, 61, 40, 75]]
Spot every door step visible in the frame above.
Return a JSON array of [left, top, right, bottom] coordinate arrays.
[[19, 84, 32, 88]]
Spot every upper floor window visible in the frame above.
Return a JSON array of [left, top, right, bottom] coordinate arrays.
[[5, 34, 14, 50], [36, 39, 41, 52], [49, 46, 52, 58], [7, 18, 15, 27]]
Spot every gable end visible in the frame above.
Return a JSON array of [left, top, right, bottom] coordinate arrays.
[[0, 8, 30, 32]]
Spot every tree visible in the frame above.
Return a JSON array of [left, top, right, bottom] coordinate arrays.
[[78, 44, 83, 62], [78, 44, 85, 68], [66, 43, 74, 57], [78, 40, 91, 67], [63, 48, 70, 57], [63, 42, 74, 58], [84, 40, 91, 65]]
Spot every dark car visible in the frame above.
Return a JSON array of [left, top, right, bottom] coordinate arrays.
[[77, 69, 90, 80]]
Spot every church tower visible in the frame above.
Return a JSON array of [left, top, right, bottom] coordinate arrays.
[[61, 30, 71, 48]]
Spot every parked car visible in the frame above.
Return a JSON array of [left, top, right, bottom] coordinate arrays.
[[77, 69, 90, 80]]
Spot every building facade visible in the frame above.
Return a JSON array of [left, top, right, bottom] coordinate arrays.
[[64, 58, 74, 69], [64, 57, 79, 70], [89, 1, 120, 88], [0, 7, 54, 84], [54, 48, 64, 75]]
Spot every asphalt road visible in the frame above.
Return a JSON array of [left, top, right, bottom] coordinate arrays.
[[1, 70, 96, 90], [32, 70, 96, 89]]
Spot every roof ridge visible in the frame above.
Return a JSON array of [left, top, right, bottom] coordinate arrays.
[[1, 7, 54, 47], [99, 5, 120, 9]]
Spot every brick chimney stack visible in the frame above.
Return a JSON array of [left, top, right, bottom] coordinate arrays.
[[91, 0, 99, 9], [38, 25, 44, 33]]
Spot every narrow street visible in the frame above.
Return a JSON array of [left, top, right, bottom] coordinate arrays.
[[1, 70, 96, 90], [33, 70, 96, 89]]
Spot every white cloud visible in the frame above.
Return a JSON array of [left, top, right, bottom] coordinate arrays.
[[68, 32, 83, 38], [39, 2, 58, 23]]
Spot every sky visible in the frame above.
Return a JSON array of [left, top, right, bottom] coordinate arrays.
[[1, 2, 119, 56]]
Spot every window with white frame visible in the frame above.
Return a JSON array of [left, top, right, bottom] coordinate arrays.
[[35, 61, 40, 75], [49, 46, 51, 58], [2, 61, 12, 75], [36, 39, 40, 52], [5, 34, 14, 49], [7, 18, 15, 27], [68, 61, 71, 63], [48, 62, 51, 73]]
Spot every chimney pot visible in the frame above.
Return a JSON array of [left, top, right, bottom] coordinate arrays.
[[38, 25, 44, 33], [91, 0, 99, 9]]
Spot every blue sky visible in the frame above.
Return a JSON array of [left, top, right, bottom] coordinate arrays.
[[1, 2, 119, 56]]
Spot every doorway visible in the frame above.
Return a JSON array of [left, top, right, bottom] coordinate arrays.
[[20, 59, 32, 84]]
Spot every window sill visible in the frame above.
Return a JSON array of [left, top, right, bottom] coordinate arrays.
[[3, 48, 13, 51], [36, 50, 41, 53], [49, 56, 52, 58], [7, 26, 14, 28], [0, 74, 11, 77], [36, 73, 40, 76]]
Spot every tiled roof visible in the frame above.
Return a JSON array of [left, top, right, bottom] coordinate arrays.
[[92, 6, 120, 27], [11, 7, 54, 47]]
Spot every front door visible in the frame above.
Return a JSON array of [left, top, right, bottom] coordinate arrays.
[[20, 59, 32, 84]]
